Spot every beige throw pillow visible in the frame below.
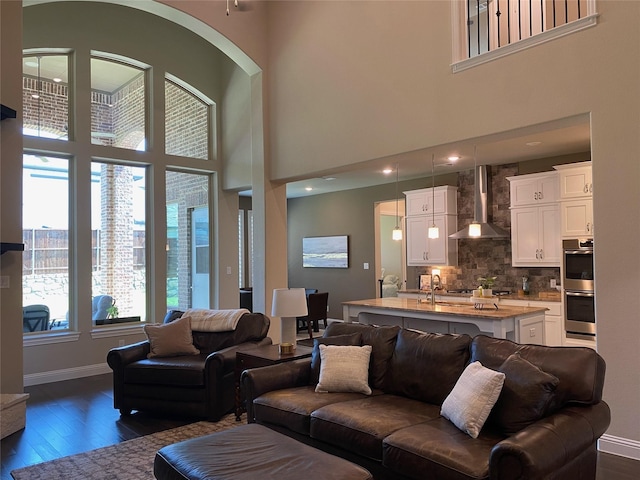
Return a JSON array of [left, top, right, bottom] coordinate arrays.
[[144, 315, 200, 358], [315, 344, 372, 395], [441, 361, 505, 438]]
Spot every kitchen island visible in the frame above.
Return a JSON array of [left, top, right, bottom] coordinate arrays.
[[342, 297, 548, 343]]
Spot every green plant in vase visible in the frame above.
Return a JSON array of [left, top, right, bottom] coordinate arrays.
[[106, 300, 119, 319], [477, 276, 496, 297]]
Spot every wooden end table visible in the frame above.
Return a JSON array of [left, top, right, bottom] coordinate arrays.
[[235, 343, 313, 421]]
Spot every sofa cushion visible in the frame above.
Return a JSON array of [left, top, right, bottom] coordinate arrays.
[[124, 354, 207, 386], [323, 323, 400, 390], [470, 335, 606, 411], [310, 394, 440, 461], [144, 315, 200, 358], [490, 353, 560, 435], [253, 386, 370, 436], [310, 332, 363, 384], [316, 345, 372, 394], [383, 417, 505, 480], [386, 329, 472, 404], [441, 361, 505, 439]]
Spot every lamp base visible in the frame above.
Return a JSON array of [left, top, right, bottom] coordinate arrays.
[[279, 343, 295, 355]]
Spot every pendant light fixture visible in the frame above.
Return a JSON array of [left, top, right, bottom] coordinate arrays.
[[428, 154, 439, 239], [468, 145, 482, 237], [392, 162, 403, 241], [226, 0, 238, 16]]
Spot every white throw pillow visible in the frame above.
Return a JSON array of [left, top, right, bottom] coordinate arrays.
[[441, 361, 505, 438], [315, 344, 372, 395]]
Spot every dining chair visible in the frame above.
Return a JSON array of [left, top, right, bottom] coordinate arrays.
[[297, 292, 329, 339]]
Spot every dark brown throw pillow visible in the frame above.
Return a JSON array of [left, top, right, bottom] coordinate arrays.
[[492, 352, 560, 435], [310, 333, 362, 384]]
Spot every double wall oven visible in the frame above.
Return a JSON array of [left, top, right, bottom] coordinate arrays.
[[563, 238, 595, 340]]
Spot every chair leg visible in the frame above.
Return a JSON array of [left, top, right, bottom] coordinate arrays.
[[307, 318, 313, 339]]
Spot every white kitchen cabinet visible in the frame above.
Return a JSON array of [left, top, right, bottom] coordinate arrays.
[[406, 214, 458, 266], [554, 161, 592, 199], [500, 298, 562, 346], [510, 204, 560, 267], [507, 172, 558, 207], [560, 198, 594, 237], [404, 186, 457, 216], [405, 186, 458, 266], [519, 315, 546, 345]]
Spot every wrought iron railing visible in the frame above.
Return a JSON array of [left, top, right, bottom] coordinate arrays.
[[466, 0, 588, 57]]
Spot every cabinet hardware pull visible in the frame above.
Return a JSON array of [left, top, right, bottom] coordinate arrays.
[[534, 192, 538, 200], [589, 183, 593, 193], [584, 184, 589, 193], [538, 191, 542, 199]]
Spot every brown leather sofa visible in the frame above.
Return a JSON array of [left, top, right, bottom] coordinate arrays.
[[242, 322, 610, 480], [107, 310, 270, 421]]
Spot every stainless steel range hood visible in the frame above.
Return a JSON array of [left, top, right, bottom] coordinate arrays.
[[449, 164, 509, 239]]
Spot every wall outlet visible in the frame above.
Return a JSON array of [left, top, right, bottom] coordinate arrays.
[[118, 339, 125, 347], [226, 266, 232, 275], [550, 279, 557, 289], [363, 263, 369, 270]]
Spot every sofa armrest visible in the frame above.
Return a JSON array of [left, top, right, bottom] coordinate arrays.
[[490, 402, 611, 479], [107, 340, 150, 371], [241, 358, 312, 422], [205, 337, 273, 374]]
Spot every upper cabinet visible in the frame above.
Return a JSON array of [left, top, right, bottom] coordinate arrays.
[[507, 172, 561, 267], [404, 186, 458, 266], [554, 162, 594, 237], [554, 161, 593, 199], [560, 199, 594, 237], [508, 172, 559, 207], [404, 186, 456, 216]]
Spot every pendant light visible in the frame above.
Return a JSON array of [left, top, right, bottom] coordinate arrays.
[[468, 146, 482, 237], [428, 154, 439, 239], [392, 163, 403, 241]]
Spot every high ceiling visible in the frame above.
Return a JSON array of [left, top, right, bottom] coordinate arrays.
[[22, 57, 590, 199], [283, 114, 591, 198]]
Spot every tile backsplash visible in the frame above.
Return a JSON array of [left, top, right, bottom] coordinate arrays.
[[408, 163, 561, 294]]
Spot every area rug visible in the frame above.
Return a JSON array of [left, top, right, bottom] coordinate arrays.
[[10, 414, 240, 480]]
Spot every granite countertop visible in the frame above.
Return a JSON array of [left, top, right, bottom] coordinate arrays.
[[343, 297, 548, 320], [398, 289, 561, 302]]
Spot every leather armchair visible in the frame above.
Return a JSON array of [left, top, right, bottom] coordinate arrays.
[[107, 310, 271, 421]]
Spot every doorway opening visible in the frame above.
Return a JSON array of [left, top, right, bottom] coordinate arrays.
[[374, 200, 406, 298]]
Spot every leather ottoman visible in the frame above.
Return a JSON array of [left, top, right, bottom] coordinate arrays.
[[154, 423, 372, 480]]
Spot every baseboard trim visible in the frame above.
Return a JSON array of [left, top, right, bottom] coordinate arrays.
[[599, 434, 640, 461], [24, 363, 111, 387]]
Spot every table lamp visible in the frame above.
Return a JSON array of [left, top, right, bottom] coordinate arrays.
[[271, 288, 308, 354]]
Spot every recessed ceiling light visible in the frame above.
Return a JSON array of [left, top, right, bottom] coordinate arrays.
[[526, 141, 542, 147], [305, 186, 313, 191], [383, 168, 393, 175], [53, 77, 62, 83], [322, 176, 336, 181], [447, 155, 460, 161]]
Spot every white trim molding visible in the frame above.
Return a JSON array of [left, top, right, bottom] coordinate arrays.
[[599, 434, 640, 461], [24, 363, 111, 387]]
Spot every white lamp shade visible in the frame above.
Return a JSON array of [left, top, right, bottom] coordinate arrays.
[[271, 288, 308, 318], [468, 222, 482, 237], [428, 225, 439, 239], [392, 227, 403, 241]]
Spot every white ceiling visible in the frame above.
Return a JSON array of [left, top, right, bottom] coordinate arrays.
[[283, 115, 591, 198]]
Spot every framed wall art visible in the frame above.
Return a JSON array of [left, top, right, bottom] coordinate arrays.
[[303, 235, 349, 268]]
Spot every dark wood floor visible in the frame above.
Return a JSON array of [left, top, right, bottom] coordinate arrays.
[[2, 374, 639, 479]]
